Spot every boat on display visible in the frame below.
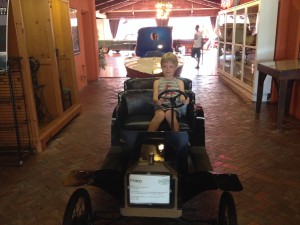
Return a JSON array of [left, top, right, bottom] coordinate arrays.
[[124, 26, 184, 78], [124, 54, 184, 78]]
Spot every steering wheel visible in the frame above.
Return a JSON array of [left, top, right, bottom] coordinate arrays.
[[158, 89, 187, 108]]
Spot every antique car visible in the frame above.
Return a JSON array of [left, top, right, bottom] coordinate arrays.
[[98, 34, 137, 53], [62, 77, 243, 225]]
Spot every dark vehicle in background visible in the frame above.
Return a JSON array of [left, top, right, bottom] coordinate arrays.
[[98, 34, 137, 53]]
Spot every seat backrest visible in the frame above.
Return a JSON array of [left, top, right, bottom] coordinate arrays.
[[118, 90, 155, 117], [124, 77, 192, 91], [118, 89, 195, 118]]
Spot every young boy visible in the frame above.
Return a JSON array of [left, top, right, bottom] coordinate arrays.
[[148, 52, 189, 132]]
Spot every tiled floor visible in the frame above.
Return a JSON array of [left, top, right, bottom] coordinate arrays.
[[1, 49, 300, 225]]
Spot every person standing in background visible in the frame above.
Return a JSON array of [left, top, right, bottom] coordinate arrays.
[[191, 25, 202, 69]]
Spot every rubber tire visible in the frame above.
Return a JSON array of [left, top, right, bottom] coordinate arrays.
[[62, 188, 93, 225], [218, 191, 237, 225]]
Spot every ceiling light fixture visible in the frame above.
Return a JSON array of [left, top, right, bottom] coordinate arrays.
[[221, 0, 231, 9], [155, 1, 172, 19]]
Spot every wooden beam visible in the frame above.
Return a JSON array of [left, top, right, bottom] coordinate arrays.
[[97, 0, 142, 12], [106, 8, 219, 19], [39, 104, 81, 151], [96, 0, 221, 19], [186, 0, 221, 8]]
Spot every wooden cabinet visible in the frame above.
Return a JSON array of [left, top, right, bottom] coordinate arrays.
[[8, 0, 81, 152], [217, 0, 279, 101]]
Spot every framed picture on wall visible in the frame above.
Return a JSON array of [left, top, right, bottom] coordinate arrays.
[[70, 8, 80, 54], [0, 0, 9, 70]]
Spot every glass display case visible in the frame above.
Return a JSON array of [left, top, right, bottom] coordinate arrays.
[[217, 1, 259, 91], [216, 0, 281, 102]]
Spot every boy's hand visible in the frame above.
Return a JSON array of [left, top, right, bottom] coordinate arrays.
[[156, 99, 163, 105], [184, 97, 190, 105]]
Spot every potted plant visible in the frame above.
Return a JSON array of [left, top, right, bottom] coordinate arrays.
[[99, 48, 106, 70]]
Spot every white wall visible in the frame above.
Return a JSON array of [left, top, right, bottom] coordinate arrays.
[[253, 0, 279, 101]]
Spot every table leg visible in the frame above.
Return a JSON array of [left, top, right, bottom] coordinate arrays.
[[256, 72, 267, 113], [284, 80, 294, 115], [276, 80, 288, 130]]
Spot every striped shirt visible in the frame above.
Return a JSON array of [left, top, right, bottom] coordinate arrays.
[[157, 78, 181, 108], [193, 31, 202, 48]]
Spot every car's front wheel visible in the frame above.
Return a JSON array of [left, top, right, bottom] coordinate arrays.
[[62, 188, 93, 225], [218, 191, 237, 225]]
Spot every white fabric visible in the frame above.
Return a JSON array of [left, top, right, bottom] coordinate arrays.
[[193, 31, 202, 48]]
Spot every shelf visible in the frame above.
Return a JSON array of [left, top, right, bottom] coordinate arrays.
[[0, 58, 33, 166]]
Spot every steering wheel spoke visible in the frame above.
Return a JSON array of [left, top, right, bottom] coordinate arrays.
[[158, 89, 187, 108]]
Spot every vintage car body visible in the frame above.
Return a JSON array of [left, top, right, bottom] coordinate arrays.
[[63, 77, 243, 225], [124, 26, 184, 78], [98, 40, 136, 53]]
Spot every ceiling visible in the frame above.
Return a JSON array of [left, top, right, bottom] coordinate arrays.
[[95, 0, 222, 19]]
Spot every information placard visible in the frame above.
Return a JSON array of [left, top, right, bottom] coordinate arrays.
[[128, 173, 171, 205]]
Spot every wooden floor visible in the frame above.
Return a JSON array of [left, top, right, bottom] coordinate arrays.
[[1, 49, 300, 225]]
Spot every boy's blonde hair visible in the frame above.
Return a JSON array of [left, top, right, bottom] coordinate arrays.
[[160, 52, 178, 67]]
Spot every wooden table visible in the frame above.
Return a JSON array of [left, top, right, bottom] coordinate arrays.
[[256, 59, 300, 131]]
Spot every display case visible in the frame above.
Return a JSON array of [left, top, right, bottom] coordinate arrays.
[[217, 0, 279, 101], [7, 0, 81, 152]]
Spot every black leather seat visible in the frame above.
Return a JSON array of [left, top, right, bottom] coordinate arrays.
[[111, 89, 205, 146], [124, 77, 192, 91]]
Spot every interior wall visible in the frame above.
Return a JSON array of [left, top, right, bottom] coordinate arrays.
[[69, 0, 99, 90], [273, 0, 300, 119]]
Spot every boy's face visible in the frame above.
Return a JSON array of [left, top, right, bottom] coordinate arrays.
[[161, 61, 177, 78]]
